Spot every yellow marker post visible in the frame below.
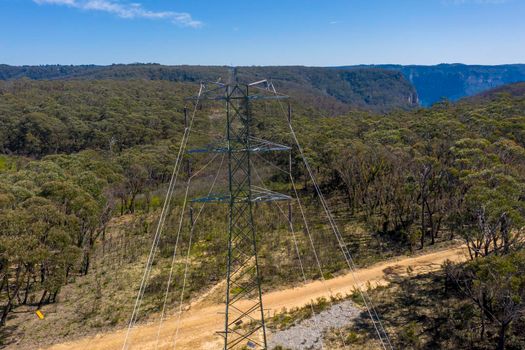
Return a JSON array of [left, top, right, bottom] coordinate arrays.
[[35, 310, 45, 320]]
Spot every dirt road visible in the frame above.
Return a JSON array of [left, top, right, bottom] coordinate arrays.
[[45, 246, 467, 350]]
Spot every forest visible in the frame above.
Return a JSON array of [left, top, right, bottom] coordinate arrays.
[[0, 77, 524, 349], [0, 64, 418, 114]]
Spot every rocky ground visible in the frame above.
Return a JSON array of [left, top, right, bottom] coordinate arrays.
[[268, 300, 361, 350]]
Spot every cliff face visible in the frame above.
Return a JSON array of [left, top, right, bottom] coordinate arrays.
[[380, 64, 525, 106], [335, 64, 525, 107]]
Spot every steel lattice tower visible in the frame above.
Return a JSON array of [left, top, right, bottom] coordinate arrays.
[[188, 78, 290, 350]]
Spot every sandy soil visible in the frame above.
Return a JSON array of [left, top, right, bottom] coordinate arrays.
[[44, 246, 467, 350]]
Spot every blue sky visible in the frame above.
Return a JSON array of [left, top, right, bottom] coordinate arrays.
[[0, 0, 524, 66]]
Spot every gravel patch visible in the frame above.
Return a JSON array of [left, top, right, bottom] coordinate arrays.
[[268, 300, 361, 350]]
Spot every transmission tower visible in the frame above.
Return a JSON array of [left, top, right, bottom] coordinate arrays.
[[187, 78, 291, 349]]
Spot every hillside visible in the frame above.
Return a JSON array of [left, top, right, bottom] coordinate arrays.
[[0, 64, 418, 113], [0, 76, 524, 349], [461, 81, 525, 103], [3, 0, 525, 348], [42, 247, 468, 350]]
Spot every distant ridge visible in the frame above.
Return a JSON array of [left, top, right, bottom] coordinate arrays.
[[336, 63, 525, 106], [3, 63, 523, 111], [0, 64, 418, 113]]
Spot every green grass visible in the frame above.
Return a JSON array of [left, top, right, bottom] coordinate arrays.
[[0, 155, 12, 172]]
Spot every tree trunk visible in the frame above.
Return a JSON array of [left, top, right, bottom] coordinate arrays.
[[145, 191, 151, 213], [81, 251, 90, 275], [480, 308, 485, 340], [1, 266, 23, 326], [345, 189, 353, 214], [500, 213, 510, 254], [497, 322, 507, 350], [37, 290, 47, 309], [51, 290, 59, 303], [23, 274, 31, 305], [40, 263, 46, 283], [304, 175, 307, 192], [0, 298, 13, 326], [420, 197, 425, 249], [129, 193, 136, 214]]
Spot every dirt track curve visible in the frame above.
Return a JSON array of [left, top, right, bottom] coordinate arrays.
[[44, 246, 467, 350]]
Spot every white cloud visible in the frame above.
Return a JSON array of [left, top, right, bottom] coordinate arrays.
[[33, 0, 203, 28]]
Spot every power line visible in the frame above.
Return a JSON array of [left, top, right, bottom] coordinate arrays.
[[251, 162, 326, 350], [123, 83, 204, 350], [155, 152, 222, 348], [274, 97, 393, 350], [185, 79, 291, 350], [171, 154, 226, 349], [251, 158, 349, 349]]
